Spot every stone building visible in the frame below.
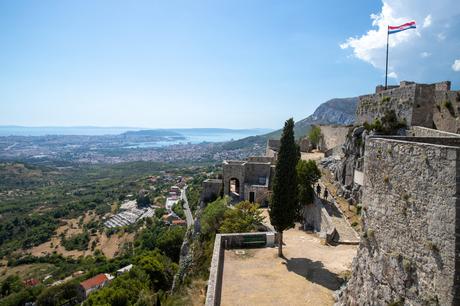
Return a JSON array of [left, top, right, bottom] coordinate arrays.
[[338, 135, 460, 305], [222, 156, 275, 205], [265, 139, 280, 159]]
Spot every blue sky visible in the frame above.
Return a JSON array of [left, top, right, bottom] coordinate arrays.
[[1, 0, 459, 129]]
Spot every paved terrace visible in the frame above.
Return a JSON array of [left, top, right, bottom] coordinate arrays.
[[219, 213, 357, 306]]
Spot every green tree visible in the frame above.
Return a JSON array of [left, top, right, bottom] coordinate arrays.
[[134, 250, 177, 292], [200, 197, 229, 237], [308, 125, 321, 149], [83, 268, 151, 306], [156, 226, 186, 262], [37, 281, 82, 306], [269, 118, 300, 257], [172, 201, 185, 219], [0, 275, 24, 297], [297, 160, 321, 215], [137, 191, 152, 208], [154, 207, 167, 219], [220, 201, 264, 233]]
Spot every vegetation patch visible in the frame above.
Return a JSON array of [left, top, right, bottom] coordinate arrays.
[[61, 232, 90, 251]]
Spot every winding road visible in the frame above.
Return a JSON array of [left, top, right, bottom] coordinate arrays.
[[181, 186, 194, 227]]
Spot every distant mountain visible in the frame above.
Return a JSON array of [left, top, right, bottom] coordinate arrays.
[[223, 97, 359, 150], [122, 129, 184, 137], [168, 128, 273, 135], [265, 97, 359, 139]]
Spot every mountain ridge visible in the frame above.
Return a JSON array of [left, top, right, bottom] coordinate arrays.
[[223, 97, 359, 150]]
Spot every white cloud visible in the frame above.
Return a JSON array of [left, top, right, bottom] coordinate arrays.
[[340, 1, 418, 68], [340, 0, 460, 79], [387, 71, 398, 79], [420, 51, 431, 58], [453, 59, 460, 72], [422, 14, 432, 28]]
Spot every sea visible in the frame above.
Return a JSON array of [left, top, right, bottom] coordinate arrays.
[[0, 126, 272, 147]]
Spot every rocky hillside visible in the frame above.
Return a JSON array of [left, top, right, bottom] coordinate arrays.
[[223, 97, 359, 150], [264, 97, 359, 139]]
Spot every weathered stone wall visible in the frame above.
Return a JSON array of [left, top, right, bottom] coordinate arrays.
[[433, 90, 460, 133], [357, 81, 460, 133], [338, 137, 460, 305], [247, 156, 274, 163], [303, 196, 336, 242], [356, 84, 418, 126], [412, 84, 436, 127], [409, 126, 460, 138], [243, 184, 270, 206], [318, 124, 351, 152], [201, 179, 223, 203], [243, 162, 271, 185]]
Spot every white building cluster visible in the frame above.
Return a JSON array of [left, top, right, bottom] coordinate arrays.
[[104, 205, 154, 228]]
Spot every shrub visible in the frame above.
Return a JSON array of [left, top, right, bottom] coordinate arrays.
[[219, 201, 264, 234], [307, 126, 321, 149], [363, 110, 406, 135]]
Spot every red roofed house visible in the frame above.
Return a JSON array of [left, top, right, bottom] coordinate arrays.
[[23, 278, 39, 287], [79, 273, 114, 298], [172, 219, 187, 226]]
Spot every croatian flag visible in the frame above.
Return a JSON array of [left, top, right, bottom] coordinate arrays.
[[388, 21, 416, 34]]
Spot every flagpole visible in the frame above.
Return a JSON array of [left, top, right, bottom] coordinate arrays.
[[385, 26, 389, 90]]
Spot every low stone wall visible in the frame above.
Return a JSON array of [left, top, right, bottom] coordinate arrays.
[[409, 126, 460, 138], [205, 235, 224, 306], [205, 232, 275, 306], [303, 196, 337, 243]]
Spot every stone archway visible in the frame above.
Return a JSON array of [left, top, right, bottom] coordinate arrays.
[[229, 178, 240, 196]]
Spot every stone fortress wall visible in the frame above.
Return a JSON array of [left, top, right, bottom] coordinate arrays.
[[317, 124, 351, 152], [338, 136, 460, 305], [356, 81, 460, 133], [409, 125, 460, 138]]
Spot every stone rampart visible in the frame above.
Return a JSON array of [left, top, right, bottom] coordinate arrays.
[[201, 179, 223, 203], [357, 81, 460, 134], [318, 124, 351, 152], [356, 84, 419, 126], [433, 89, 460, 133], [338, 136, 460, 305], [409, 126, 460, 138], [303, 196, 337, 243]]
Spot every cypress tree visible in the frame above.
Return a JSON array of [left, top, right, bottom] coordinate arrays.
[[269, 118, 300, 257]]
